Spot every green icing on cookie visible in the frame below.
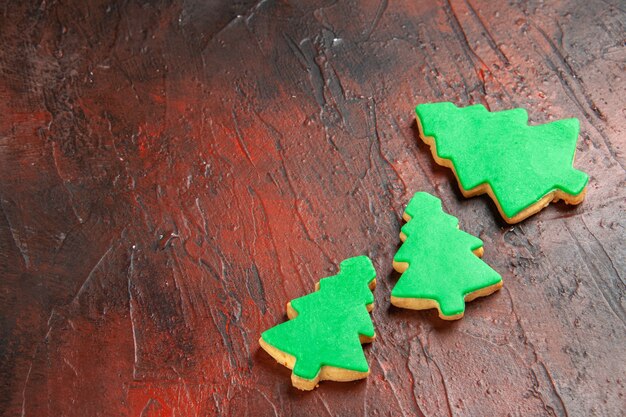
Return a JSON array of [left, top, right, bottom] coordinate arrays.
[[392, 192, 502, 318], [416, 102, 589, 220], [261, 256, 376, 381]]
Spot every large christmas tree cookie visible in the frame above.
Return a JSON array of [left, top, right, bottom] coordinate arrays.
[[259, 256, 377, 390], [415, 102, 589, 223], [391, 192, 503, 320]]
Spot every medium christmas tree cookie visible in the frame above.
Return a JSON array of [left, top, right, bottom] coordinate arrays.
[[391, 192, 502, 320], [415, 102, 589, 223], [259, 256, 377, 390]]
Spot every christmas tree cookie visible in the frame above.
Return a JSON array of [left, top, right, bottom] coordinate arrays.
[[416, 102, 589, 223], [259, 256, 377, 390], [391, 192, 502, 320]]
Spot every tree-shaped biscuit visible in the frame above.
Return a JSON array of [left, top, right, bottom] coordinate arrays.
[[260, 256, 377, 390], [391, 192, 503, 320], [416, 102, 589, 223]]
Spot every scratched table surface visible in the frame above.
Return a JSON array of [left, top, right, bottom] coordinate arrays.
[[1, 0, 625, 416]]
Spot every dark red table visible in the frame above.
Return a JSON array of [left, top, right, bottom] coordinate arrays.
[[1, 1, 624, 416]]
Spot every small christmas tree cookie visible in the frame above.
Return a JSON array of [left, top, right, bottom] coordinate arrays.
[[391, 192, 502, 320], [416, 102, 589, 223], [259, 256, 377, 390]]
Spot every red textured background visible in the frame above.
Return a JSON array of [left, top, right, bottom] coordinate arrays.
[[1, 1, 625, 416]]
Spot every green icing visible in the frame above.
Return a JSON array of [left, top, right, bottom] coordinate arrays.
[[392, 192, 502, 317], [416, 102, 589, 219], [261, 256, 376, 380]]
